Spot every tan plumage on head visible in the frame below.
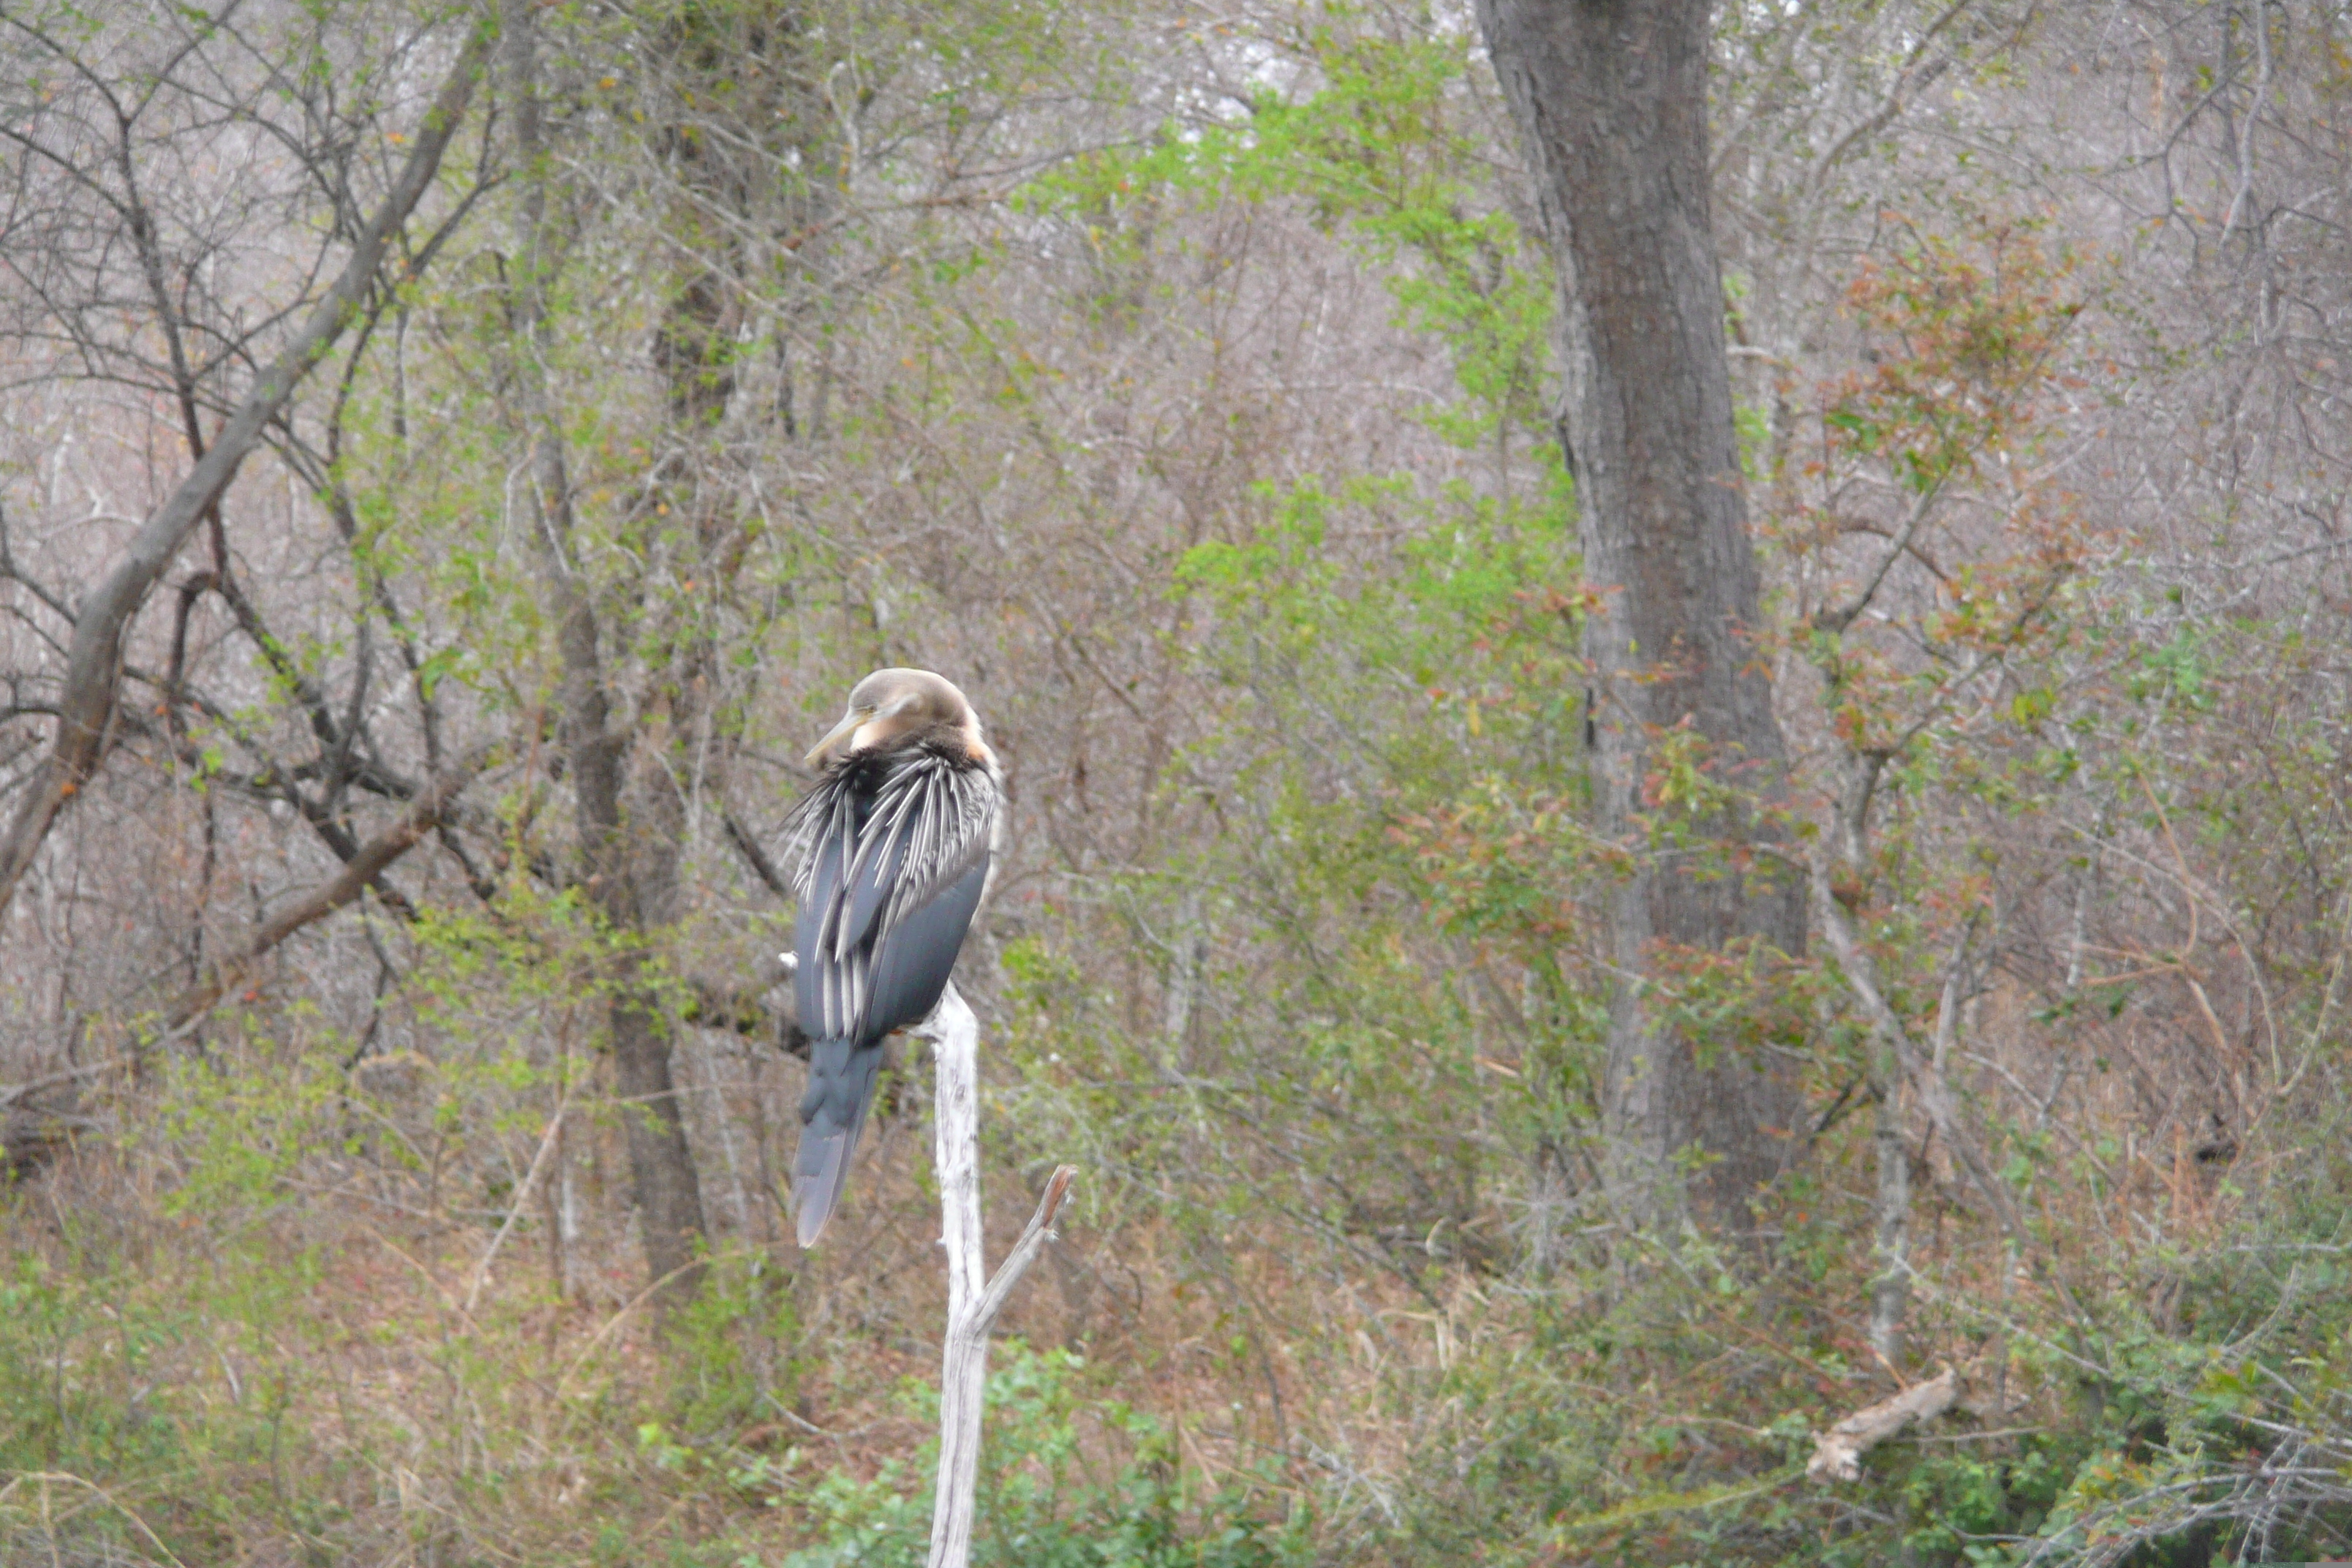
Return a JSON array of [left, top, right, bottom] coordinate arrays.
[[804, 667, 995, 770]]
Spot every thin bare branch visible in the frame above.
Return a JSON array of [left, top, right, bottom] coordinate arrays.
[[0, 21, 494, 923]]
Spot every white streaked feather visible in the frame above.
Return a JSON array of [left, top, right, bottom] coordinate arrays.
[[777, 746, 999, 1044]]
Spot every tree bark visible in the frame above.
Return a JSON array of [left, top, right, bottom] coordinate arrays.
[[1868, 1062, 1912, 1364], [502, 0, 708, 1306], [1477, 0, 1806, 1228], [0, 27, 492, 924], [913, 984, 1074, 1568]]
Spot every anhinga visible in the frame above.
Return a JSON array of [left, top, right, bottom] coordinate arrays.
[[783, 668, 1000, 1246]]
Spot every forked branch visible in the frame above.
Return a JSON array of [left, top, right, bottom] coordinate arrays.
[[911, 984, 1077, 1568], [0, 23, 494, 924], [162, 739, 502, 1036]]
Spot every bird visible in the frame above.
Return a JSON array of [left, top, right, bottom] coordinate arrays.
[[780, 668, 1000, 1247]]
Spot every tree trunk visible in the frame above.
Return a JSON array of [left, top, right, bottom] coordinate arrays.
[[1868, 1068, 1910, 1365], [1477, 0, 1806, 1229], [502, 0, 708, 1306]]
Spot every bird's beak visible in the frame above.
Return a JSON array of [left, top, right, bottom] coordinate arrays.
[[805, 706, 872, 768]]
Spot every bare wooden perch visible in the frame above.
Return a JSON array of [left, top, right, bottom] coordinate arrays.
[[910, 983, 1077, 1568], [1808, 1365, 1960, 1482]]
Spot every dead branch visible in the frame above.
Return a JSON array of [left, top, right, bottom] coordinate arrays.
[[0, 23, 494, 923], [1809, 1365, 1961, 1482], [162, 739, 501, 1035], [1811, 857, 2032, 1244], [911, 983, 1077, 1568]]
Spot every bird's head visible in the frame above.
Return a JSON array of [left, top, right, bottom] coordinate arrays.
[[804, 667, 992, 768]]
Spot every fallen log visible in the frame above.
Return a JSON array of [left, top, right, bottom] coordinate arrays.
[[1808, 1365, 1960, 1482]]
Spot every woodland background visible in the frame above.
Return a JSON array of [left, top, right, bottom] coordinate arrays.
[[1, 0, 2349, 1563]]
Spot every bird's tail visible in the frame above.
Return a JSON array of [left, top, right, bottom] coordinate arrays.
[[794, 1037, 882, 1248]]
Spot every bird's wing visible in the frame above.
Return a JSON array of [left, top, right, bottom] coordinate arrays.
[[777, 771, 856, 904], [790, 751, 996, 1044], [792, 788, 863, 1041], [840, 752, 995, 953], [862, 851, 989, 1044]]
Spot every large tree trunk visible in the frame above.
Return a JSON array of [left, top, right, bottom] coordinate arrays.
[[502, 0, 709, 1305], [1478, 0, 1806, 1229]]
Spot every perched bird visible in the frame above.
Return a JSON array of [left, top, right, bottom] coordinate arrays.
[[781, 668, 1000, 1246]]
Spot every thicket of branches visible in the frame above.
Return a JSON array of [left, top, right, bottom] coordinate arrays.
[[1, 1, 2348, 1564]]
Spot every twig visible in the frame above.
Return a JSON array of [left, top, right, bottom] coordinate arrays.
[[1814, 478, 1948, 635], [1812, 862, 2029, 1245], [462, 1094, 570, 1313], [0, 1471, 187, 1568], [0, 1058, 124, 1111], [554, 1258, 712, 1399], [159, 739, 500, 1035]]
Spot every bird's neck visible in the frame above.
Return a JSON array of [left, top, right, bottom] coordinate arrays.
[[844, 724, 989, 772]]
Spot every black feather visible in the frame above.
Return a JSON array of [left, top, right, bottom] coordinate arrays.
[[785, 739, 996, 1244], [794, 1036, 883, 1249]]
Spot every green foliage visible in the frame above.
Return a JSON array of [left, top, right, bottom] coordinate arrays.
[[1021, 16, 1552, 446], [11, 5, 2352, 1567], [988, 461, 1598, 1285], [669, 1249, 805, 1436], [780, 1343, 1306, 1568]]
